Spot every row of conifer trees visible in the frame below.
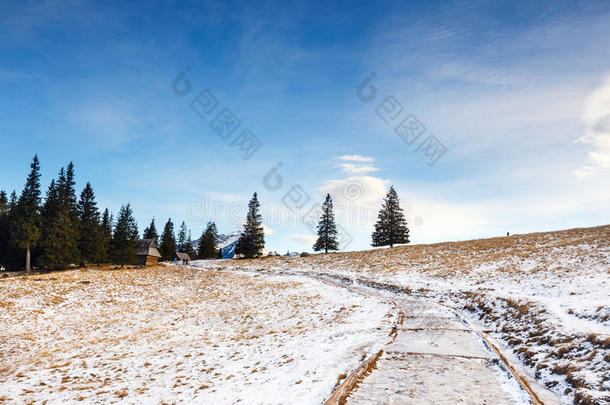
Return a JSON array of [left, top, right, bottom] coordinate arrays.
[[0, 156, 215, 273], [1, 156, 411, 270]]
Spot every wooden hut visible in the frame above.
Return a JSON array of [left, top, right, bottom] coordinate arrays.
[[175, 252, 191, 263], [136, 239, 162, 266]]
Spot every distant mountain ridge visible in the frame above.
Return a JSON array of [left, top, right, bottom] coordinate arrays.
[[192, 230, 279, 259]]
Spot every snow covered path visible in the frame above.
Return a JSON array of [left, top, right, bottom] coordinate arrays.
[[307, 274, 539, 405], [211, 266, 543, 405], [345, 296, 533, 404]]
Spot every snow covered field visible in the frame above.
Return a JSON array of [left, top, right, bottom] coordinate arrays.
[[0, 266, 394, 404], [199, 225, 610, 404]]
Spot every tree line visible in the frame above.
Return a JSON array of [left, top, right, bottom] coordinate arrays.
[[0, 156, 222, 273], [1, 156, 411, 271]]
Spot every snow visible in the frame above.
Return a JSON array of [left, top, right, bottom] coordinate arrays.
[[0, 266, 393, 404], [194, 225, 610, 404]]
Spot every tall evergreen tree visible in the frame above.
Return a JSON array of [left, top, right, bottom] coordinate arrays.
[[235, 192, 265, 258], [77, 182, 101, 265], [112, 204, 139, 266], [39, 165, 80, 269], [177, 221, 188, 251], [143, 218, 159, 245], [313, 194, 339, 253], [371, 186, 409, 248], [60, 162, 80, 265], [39, 179, 63, 269], [2, 191, 20, 270], [99, 208, 113, 263], [159, 218, 176, 261], [8, 191, 17, 210], [199, 221, 219, 259], [11, 155, 42, 274], [184, 230, 196, 258], [0, 191, 7, 214], [0, 191, 9, 269]]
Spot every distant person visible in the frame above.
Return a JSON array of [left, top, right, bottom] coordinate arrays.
[[507, 232, 510, 236]]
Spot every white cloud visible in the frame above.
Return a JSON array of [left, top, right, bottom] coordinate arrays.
[[573, 165, 596, 179], [579, 75, 610, 169], [320, 175, 390, 206], [340, 163, 379, 175], [262, 224, 275, 236], [337, 154, 375, 163]]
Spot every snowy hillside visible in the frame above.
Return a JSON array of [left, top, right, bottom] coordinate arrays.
[[196, 225, 610, 404]]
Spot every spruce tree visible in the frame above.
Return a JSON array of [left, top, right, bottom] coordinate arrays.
[[0, 191, 7, 214], [99, 208, 113, 263], [11, 155, 42, 274], [112, 204, 139, 266], [143, 218, 159, 245], [39, 165, 80, 269], [177, 221, 188, 252], [60, 162, 80, 265], [235, 192, 265, 258], [39, 179, 63, 269], [371, 186, 409, 248], [184, 230, 196, 258], [199, 221, 219, 259], [313, 194, 339, 253], [159, 218, 176, 261], [0, 191, 9, 269], [77, 182, 101, 265], [2, 191, 20, 270], [9, 191, 17, 209]]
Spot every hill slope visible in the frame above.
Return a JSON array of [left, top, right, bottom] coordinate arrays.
[[200, 225, 610, 404]]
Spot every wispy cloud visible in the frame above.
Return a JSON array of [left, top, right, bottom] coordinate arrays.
[[337, 155, 378, 175], [340, 163, 379, 175], [338, 154, 375, 163]]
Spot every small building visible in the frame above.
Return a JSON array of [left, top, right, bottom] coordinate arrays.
[[136, 239, 162, 266], [174, 252, 191, 263]]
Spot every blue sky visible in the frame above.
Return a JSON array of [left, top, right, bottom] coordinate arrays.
[[1, 0, 609, 253]]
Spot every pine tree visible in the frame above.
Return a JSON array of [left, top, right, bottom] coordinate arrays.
[[184, 230, 196, 258], [39, 165, 80, 269], [60, 162, 80, 265], [99, 208, 113, 263], [143, 218, 159, 245], [313, 194, 339, 253], [39, 179, 63, 269], [112, 204, 139, 266], [199, 221, 219, 259], [11, 155, 42, 274], [0, 190, 9, 268], [0, 191, 7, 214], [177, 221, 188, 252], [1, 191, 20, 270], [235, 192, 265, 258], [77, 182, 101, 265], [371, 186, 409, 248], [159, 218, 176, 261]]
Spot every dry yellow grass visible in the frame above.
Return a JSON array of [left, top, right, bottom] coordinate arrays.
[[211, 224, 610, 281], [0, 265, 393, 403]]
